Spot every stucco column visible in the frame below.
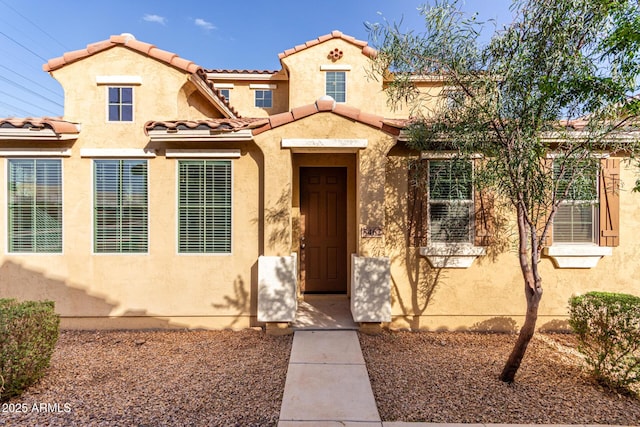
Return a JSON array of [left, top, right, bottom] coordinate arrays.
[[257, 137, 294, 256], [357, 138, 395, 256]]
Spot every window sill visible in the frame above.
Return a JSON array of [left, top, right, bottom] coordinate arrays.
[[544, 245, 612, 269], [419, 244, 486, 268]]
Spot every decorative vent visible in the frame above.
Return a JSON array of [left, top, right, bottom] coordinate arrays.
[[328, 48, 343, 61]]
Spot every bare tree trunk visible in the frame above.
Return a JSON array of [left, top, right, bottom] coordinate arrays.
[[500, 204, 544, 383]]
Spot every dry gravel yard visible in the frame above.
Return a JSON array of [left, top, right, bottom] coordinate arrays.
[[2, 329, 640, 426], [0, 330, 292, 427], [359, 331, 640, 425]]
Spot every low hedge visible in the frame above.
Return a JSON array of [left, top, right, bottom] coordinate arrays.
[[0, 299, 60, 401], [568, 291, 640, 391]]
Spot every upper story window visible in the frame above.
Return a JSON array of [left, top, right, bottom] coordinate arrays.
[[108, 87, 133, 122], [255, 90, 272, 108], [219, 89, 230, 101], [94, 159, 148, 253], [553, 159, 598, 244], [427, 159, 474, 243], [7, 159, 63, 253], [325, 71, 346, 102]]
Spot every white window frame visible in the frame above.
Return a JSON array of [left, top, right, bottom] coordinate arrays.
[[426, 158, 474, 244], [176, 159, 233, 255], [6, 158, 63, 254], [92, 159, 149, 254], [254, 89, 273, 108], [552, 158, 599, 245], [325, 71, 346, 103], [107, 86, 134, 122]]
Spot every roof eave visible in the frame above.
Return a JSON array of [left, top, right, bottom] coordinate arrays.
[[0, 128, 79, 141], [189, 74, 237, 119]]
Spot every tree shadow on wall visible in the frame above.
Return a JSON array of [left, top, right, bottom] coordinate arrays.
[[258, 184, 291, 253], [211, 275, 250, 329], [0, 260, 176, 329], [382, 145, 448, 328], [384, 144, 511, 329]]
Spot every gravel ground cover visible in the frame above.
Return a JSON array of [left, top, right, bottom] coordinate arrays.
[[1, 329, 292, 427], [359, 331, 640, 425]]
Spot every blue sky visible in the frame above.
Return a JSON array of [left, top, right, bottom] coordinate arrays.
[[0, 0, 515, 118]]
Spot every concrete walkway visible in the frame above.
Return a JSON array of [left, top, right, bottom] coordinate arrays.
[[278, 330, 381, 426]]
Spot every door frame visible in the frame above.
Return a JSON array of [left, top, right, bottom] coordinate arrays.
[[292, 153, 356, 296]]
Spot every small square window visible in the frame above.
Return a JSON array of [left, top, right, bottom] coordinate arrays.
[[219, 89, 230, 101], [326, 71, 346, 102], [255, 90, 272, 108], [108, 87, 133, 122]]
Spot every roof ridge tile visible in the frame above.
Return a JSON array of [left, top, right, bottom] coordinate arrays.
[[43, 33, 202, 75], [277, 30, 377, 60]]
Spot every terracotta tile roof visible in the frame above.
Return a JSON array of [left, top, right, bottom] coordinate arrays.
[[278, 30, 377, 60], [253, 96, 397, 136], [144, 118, 268, 134], [194, 69, 241, 118], [205, 69, 280, 74], [144, 98, 401, 137], [43, 33, 201, 74], [0, 117, 80, 134]]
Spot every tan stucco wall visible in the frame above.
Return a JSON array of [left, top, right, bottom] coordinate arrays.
[[384, 149, 640, 331], [253, 112, 397, 289], [279, 38, 435, 118], [219, 80, 290, 117], [3, 37, 638, 332], [53, 47, 221, 128], [0, 47, 261, 329]]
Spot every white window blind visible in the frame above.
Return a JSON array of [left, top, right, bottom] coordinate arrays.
[[178, 160, 232, 253], [94, 160, 148, 253], [428, 159, 473, 243], [553, 160, 598, 243], [8, 159, 62, 253]]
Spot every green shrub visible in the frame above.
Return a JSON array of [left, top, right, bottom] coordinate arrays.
[[0, 299, 60, 401], [568, 292, 640, 391]]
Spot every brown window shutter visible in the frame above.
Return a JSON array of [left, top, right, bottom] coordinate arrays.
[[540, 158, 554, 247], [599, 158, 620, 247], [473, 159, 494, 246], [407, 160, 429, 247]]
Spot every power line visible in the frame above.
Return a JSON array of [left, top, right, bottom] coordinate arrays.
[[0, 99, 40, 117], [0, 30, 48, 62], [0, 89, 59, 116], [0, 64, 63, 99], [0, 0, 68, 51], [0, 74, 63, 108]]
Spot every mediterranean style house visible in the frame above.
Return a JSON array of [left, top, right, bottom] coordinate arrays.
[[0, 31, 638, 332]]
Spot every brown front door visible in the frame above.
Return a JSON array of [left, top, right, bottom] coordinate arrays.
[[300, 167, 347, 293]]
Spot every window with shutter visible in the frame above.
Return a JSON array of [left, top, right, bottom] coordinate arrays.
[[8, 159, 62, 253], [552, 159, 598, 244], [94, 159, 148, 253], [178, 160, 232, 254], [427, 159, 473, 244]]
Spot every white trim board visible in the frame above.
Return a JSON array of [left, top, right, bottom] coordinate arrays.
[[80, 148, 156, 158], [0, 148, 72, 157], [281, 138, 367, 149], [165, 149, 241, 159]]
